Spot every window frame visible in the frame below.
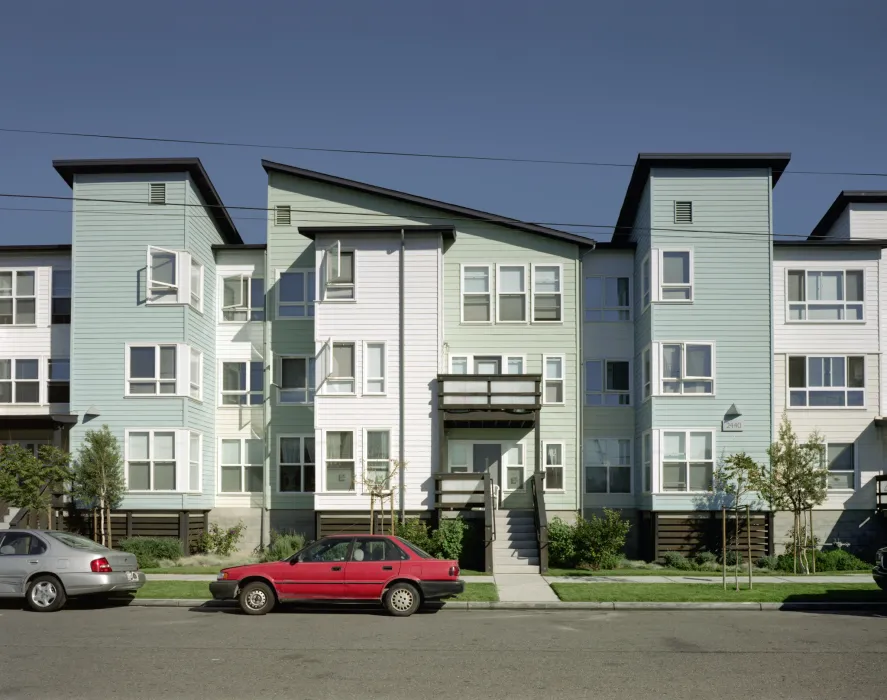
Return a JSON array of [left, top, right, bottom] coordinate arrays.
[[641, 254, 651, 311], [276, 355, 316, 405], [124, 428, 181, 493], [219, 360, 264, 406], [0, 268, 37, 326], [584, 437, 632, 495], [542, 354, 565, 406], [218, 436, 264, 495], [47, 358, 70, 404], [323, 249, 356, 302], [660, 341, 715, 396], [503, 442, 527, 492], [659, 249, 694, 303], [531, 263, 564, 323], [584, 275, 632, 322], [642, 346, 652, 402], [659, 429, 715, 493], [448, 354, 527, 375], [276, 268, 316, 320], [325, 429, 356, 492], [124, 343, 179, 397], [363, 427, 393, 492], [496, 263, 528, 323], [51, 268, 71, 325], [786, 355, 866, 409], [220, 274, 265, 323], [460, 264, 492, 324], [785, 268, 865, 323], [189, 348, 202, 401], [188, 432, 202, 493], [277, 434, 316, 494], [363, 342, 387, 395], [325, 341, 356, 396], [146, 246, 181, 305], [642, 431, 652, 493], [0, 357, 42, 405], [823, 441, 856, 491], [542, 440, 565, 492], [584, 359, 631, 407], [189, 259, 204, 312]]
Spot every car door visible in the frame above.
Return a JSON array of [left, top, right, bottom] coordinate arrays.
[[344, 538, 404, 599], [0, 532, 47, 596], [278, 538, 351, 600]]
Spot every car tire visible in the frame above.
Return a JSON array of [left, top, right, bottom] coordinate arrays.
[[26, 575, 67, 613], [238, 581, 276, 615], [384, 582, 421, 617]]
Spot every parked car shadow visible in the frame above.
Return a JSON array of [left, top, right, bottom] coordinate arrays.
[[189, 601, 445, 616], [779, 589, 887, 618], [0, 594, 135, 612]]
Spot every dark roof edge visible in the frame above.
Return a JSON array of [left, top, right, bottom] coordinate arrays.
[[212, 243, 267, 251], [775, 239, 887, 249], [0, 244, 72, 253], [262, 159, 594, 247], [52, 158, 242, 245], [298, 224, 456, 240], [808, 191, 887, 240]]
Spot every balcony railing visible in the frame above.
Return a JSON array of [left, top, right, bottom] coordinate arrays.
[[877, 475, 887, 512], [437, 374, 542, 411]]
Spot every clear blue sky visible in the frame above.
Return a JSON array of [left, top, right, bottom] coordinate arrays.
[[1, 0, 885, 245]]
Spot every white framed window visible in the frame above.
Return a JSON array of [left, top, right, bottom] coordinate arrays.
[[660, 250, 693, 302], [642, 431, 652, 492], [219, 437, 264, 493], [0, 359, 40, 404], [788, 356, 864, 408], [279, 435, 315, 492], [674, 201, 693, 224], [147, 247, 194, 305], [543, 355, 564, 405], [126, 430, 177, 492], [327, 342, 356, 394], [364, 342, 386, 394], [48, 358, 70, 404], [642, 254, 651, 310], [126, 345, 177, 396], [461, 265, 491, 323], [787, 269, 864, 321], [220, 361, 264, 405], [661, 430, 714, 492], [504, 443, 525, 491], [532, 264, 562, 322], [189, 348, 202, 401], [190, 259, 203, 311], [51, 269, 71, 324], [277, 269, 315, 319], [584, 438, 631, 494], [326, 430, 355, 491], [585, 360, 630, 406], [448, 442, 470, 473], [278, 356, 315, 404], [661, 342, 714, 395], [364, 429, 392, 490], [221, 275, 265, 322], [642, 347, 652, 400], [497, 264, 527, 322], [189, 432, 202, 492], [585, 276, 630, 321], [324, 247, 355, 301], [0, 270, 36, 325], [824, 442, 855, 490], [543, 441, 565, 491], [449, 354, 526, 374]]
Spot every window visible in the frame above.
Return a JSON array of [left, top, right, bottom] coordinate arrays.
[[274, 205, 292, 226], [127, 431, 177, 491], [533, 265, 562, 322], [660, 251, 692, 301], [788, 356, 864, 407], [127, 345, 177, 395], [825, 443, 855, 490], [279, 436, 315, 492], [585, 438, 631, 494], [662, 431, 713, 492], [189, 432, 201, 492], [278, 356, 315, 404], [543, 442, 564, 491], [585, 360, 630, 406], [543, 355, 564, 404], [662, 343, 713, 395], [585, 276, 630, 321], [328, 343, 355, 394], [190, 260, 203, 311], [222, 276, 265, 322], [674, 201, 693, 224], [787, 270, 864, 321], [221, 361, 263, 405], [642, 347, 652, 400], [642, 255, 651, 309], [462, 265, 491, 322], [51, 269, 71, 324], [299, 538, 350, 563], [0, 270, 36, 325], [351, 537, 408, 562], [364, 343, 386, 394], [449, 355, 525, 374], [504, 444, 525, 491], [448, 442, 470, 473], [189, 349, 202, 400], [497, 265, 527, 322], [0, 359, 39, 404], [48, 359, 70, 403], [278, 270, 315, 318], [325, 250, 355, 300], [474, 356, 501, 374], [365, 430, 391, 489], [149, 183, 166, 205], [642, 432, 652, 492], [220, 438, 263, 493], [147, 247, 178, 302], [326, 431, 355, 491], [0, 532, 47, 556]]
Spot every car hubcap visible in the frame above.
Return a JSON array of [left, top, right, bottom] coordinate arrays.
[[391, 588, 414, 612], [32, 582, 58, 608], [246, 590, 267, 610]]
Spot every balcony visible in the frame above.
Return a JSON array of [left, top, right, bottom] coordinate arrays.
[[437, 374, 541, 428]]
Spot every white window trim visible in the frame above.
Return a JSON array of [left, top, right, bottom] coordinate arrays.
[[124, 343, 188, 398], [583, 437, 633, 495], [496, 263, 528, 324], [502, 441, 527, 492], [0, 356, 44, 405], [322, 247, 357, 303], [642, 345, 652, 403], [823, 439, 858, 492], [146, 247, 192, 306], [531, 263, 564, 324], [189, 259, 204, 313], [658, 249, 694, 303], [218, 359, 264, 407], [448, 354, 528, 375], [124, 428, 194, 493], [584, 275, 632, 322], [641, 254, 652, 311], [217, 436, 264, 495], [51, 267, 72, 324], [659, 341, 715, 396], [276, 434, 316, 494], [363, 341, 387, 396], [784, 267, 866, 324], [362, 427, 393, 494], [188, 432, 203, 493], [642, 430, 652, 493], [0, 268, 38, 326], [542, 440, 566, 492], [275, 268, 315, 321], [324, 341, 357, 396], [189, 348, 203, 402], [584, 358, 632, 407], [658, 429, 715, 494], [275, 355, 315, 406], [542, 354, 566, 406], [460, 263, 493, 324], [219, 274, 265, 324], [785, 355, 867, 410], [323, 429, 357, 493]]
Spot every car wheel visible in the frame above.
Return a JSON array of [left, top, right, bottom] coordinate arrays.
[[238, 581, 275, 615], [384, 582, 420, 617], [26, 575, 66, 613]]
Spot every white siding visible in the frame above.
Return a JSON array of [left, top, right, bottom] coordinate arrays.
[[850, 203, 887, 240]]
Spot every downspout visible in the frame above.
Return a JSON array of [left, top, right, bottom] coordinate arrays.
[[578, 242, 596, 513], [399, 228, 406, 522], [261, 245, 269, 549]]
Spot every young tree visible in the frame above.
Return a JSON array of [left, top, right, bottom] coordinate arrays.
[[359, 460, 406, 535], [0, 444, 71, 526], [71, 425, 125, 547]]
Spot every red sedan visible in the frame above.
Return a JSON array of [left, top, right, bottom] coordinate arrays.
[[209, 534, 464, 616]]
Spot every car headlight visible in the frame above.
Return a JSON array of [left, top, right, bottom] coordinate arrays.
[[217, 572, 228, 581]]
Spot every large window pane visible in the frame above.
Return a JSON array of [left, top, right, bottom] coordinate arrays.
[[662, 344, 681, 379], [827, 443, 853, 471], [662, 463, 686, 491], [128, 463, 150, 490], [332, 344, 354, 377], [848, 356, 864, 387], [787, 271, 805, 302], [500, 266, 524, 293], [221, 439, 241, 464], [788, 357, 806, 387], [809, 271, 842, 301], [16, 271, 35, 296], [159, 347, 176, 379], [662, 252, 690, 284], [129, 432, 150, 460], [221, 467, 241, 492], [153, 462, 176, 490], [327, 432, 353, 460], [689, 432, 712, 461], [606, 361, 629, 392], [281, 358, 306, 389], [463, 267, 489, 293], [153, 432, 175, 460], [610, 467, 631, 493], [663, 432, 686, 460], [605, 277, 630, 308], [499, 296, 525, 321], [367, 431, 389, 460], [586, 467, 607, 493], [685, 345, 711, 377], [689, 463, 712, 491], [130, 347, 155, 378], [246, 439, 263, 466], [17, 300, 36, 324], [15, 359, 38, 380], [279, 272, 305, 302], [463, 296, 490, 322]]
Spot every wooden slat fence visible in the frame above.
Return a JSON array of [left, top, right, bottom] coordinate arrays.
[[654, 511, 773, 561]]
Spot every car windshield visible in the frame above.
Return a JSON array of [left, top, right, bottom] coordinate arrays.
[[45, 531, 110, 552], [396, 537, 434, 559]]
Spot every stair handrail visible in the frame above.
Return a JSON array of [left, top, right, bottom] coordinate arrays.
[[531, 471, 549, 573], [483, 472, 495, 573]]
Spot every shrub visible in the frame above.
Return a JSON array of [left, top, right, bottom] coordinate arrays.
[[119, 536, 184, 569], [395, 518, 434, 554], [661, 551, 694, 570], [694, 551, 718, 566], [547, 517, 578, 568], [196, 521, 246, 557], [432, 518, 467, 561], [260, 531, 306, 562], [756, 555, 780, 570], [722, 550, 743, 567], [573, 509, 631, 570], [817, 548, 869, 571]]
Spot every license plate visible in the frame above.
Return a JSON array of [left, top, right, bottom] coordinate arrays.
[[126, 571, 138, 582]]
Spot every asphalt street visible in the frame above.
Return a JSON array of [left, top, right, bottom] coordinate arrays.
[[0, 601, 885, 699]]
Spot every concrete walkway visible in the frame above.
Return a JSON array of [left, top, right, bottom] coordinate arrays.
[[544, 574, 874, 584], [492, 573, 559, 602]]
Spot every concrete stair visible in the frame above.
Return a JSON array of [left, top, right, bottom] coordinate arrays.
[[492, 509, 540, 574]]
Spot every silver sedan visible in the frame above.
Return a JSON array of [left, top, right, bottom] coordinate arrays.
[[0, 529, 145, 612]]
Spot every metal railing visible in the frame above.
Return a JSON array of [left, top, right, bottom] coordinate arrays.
[[437, 374, 542, 411], [483, 472, 495, 574], [433, 472, 486, 510], [531, 471, 549, 574]]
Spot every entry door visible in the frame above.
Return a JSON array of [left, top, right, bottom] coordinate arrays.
[[473, 444, 502, 504]]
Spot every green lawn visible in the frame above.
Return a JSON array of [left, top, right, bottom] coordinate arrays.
[[546, 567, 872, 578], [453, 583, 498, 601], [458, 569, 490, 576], [551, 582, 885, 603], [143, 566, 228, 575]]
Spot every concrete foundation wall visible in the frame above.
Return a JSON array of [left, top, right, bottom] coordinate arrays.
[[269, 510, 317, 540], [774, 510, 887, 561], [209, 507, 265, 554]]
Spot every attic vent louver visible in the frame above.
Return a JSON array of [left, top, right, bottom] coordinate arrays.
[[275, 205, 292, 226], [149, 183, 166, 205], [674, 201, 693, 224]]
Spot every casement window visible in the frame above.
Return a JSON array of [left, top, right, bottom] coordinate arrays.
[[146, 247, 196, 305], [189, 433, 201, 492], [0, 359, 39, 404], [51, 269, 71, 324], [642, 347, 652, 400], [125, 430, 182, 492], [504, 444, 525, 491], [497, 265, 527, 322], [662, 430, 713, 492], [642, 432, 652, 492], [127, 345, 177, 395], [222, 275, 265, 322], [585, 438, 631, 494], [364, 343, 386, 394], [327, 343, 356, 394], [662, 343, 714, 395], [660, 250, 693, 301], [189, 349, 202, 400], [533, 265, 562, 322], [279, 435, 315, 492], [642, 255, 651, 309], [219, 437, 264, 493], [788, 356, 864, 407], [365, 430, 392, 489], [324, 247, 355, 301], [278, 356, 315, 404], [48, 359, 70, 403], [449, 355, 525, 374], [543, 441, 565, 491], [585, 360, 630, 406], [274, 205, 292, 226], [190, 260, 203, 311], [326, 431, 355, 491], [277, 270, 315, 318], [0, 270, 36, 325], [585, 276, 630, 321], [448, 442, 470, 473], [543, 355, 564, 404], [221, 361, 264, 405], [824, 442, 855, 490], [149, 183, 166, 205], [462, 265, 491, 323], [674, 201, 693, 224], [787, 269, 864, 321]]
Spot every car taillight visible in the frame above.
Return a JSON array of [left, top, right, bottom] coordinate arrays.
[[449, 565, 459, 577], [90, 558, 113, 573]]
